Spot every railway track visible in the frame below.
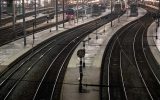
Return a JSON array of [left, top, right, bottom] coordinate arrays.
[[0, 11, 123, 100], [100, 11, 160, 100], [1, 7, 54, 26], [0, 12, 63, 47]]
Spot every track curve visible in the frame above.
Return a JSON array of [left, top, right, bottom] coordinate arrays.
[[101, 12, 160, 100]]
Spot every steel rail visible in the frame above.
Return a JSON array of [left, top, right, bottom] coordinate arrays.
[[2, 17, 100, 99], [133, 25, 154, 100], [106, 21, 139, 100], [3, 37, 71, 100], [42, 24, 100, 100], [0, 21, 94, 88], [32, 13, 123, 99], [120, 50, 128, 100], [101, 11, 158, 100], [0, 7, 55, 26], [33, 36, 78, 100], [1, 18, 94, 76], [133, 18, 160, 99], [142, 24, 160, 85], [49, 41, 79, 100], [3, 22, 94, 99], [2, 36, 72, 99], [32, 23, 97, 100], [111, 14, 156, 99], [0, 12, 121, 99], [0, 13, 56, 47]]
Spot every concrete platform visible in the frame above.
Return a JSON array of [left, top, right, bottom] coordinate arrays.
[[147, 22, 160, 80], [60, 8, 147, 100], [147, 22, 160, 64]]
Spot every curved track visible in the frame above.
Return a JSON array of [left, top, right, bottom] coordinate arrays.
[[0, 12, 63, 47], [0, 11, 123, 100], [1, 7, 54, 25], [0, 7, 64, 47], [101, 12, 160, 100]]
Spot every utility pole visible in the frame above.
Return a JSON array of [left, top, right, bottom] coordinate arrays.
[[79, 57, 83, 92], [22, 0, 26, 46], [158, 0, 160, 27], [96, 21, 98, 39], [156, 0, 160, 39], [31, 0, 36, 41], [55, 0, 58, 30], [62, 0, 65, 28], [76, 0, 79, 23], [13, 0, 16, 33], [34, 0, 37, 28], [82, 38, 91, 69], [0, 0, 1, 27], [83, 41, 85, 68], [111, 0, 113, 27]]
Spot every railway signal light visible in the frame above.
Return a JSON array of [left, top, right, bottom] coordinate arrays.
[[77, 49, 85, 93]]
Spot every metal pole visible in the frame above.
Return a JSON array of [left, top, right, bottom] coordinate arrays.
[[13, 0, 16, 33], [16, 0, 18, 16], [34, 0, 37, 28], [96, 21, 98, 39], [76, 0, 78, 23], [81, 0, 84, 21], [156, 19, 158, 39], [33, 22, 35, 42], [127, 7, 128, 18], [79, 57, 83, 93], [158, 15, 159, 27], [19, 0, 22, 14], [22, 0, 26, 46], [83, 41, 85, 68], [91, 3, 93, 16], [103, 25, 105, 33], [158, 0, 160, 27], [62, 0, 65, 27], [111, 0, 112, 27], [55, 0, 58, 30], [157, 0, 160, 39], [0, 0, 1, 27]]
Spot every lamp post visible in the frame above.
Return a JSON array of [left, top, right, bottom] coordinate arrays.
[[55, 0, 58, 31], [33, 22, 35, 43], [22, 0, 26, 46], [76, 0, 79, 23], [13, 0, 16, 36], [111, 0, 113, 27], [96, 21, 98, 39], [0, 0, 1, 27], [156, 19, 158, 39], [157, 0, 160, 39], [34, 0, 37, 28], [83, 41, 85, 68], [62, 0, 65, 28], [33, 0, 37, 40], [82, 37, 91, 68], [79, 56, 83, 92], [103, 18, 106, 32]]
